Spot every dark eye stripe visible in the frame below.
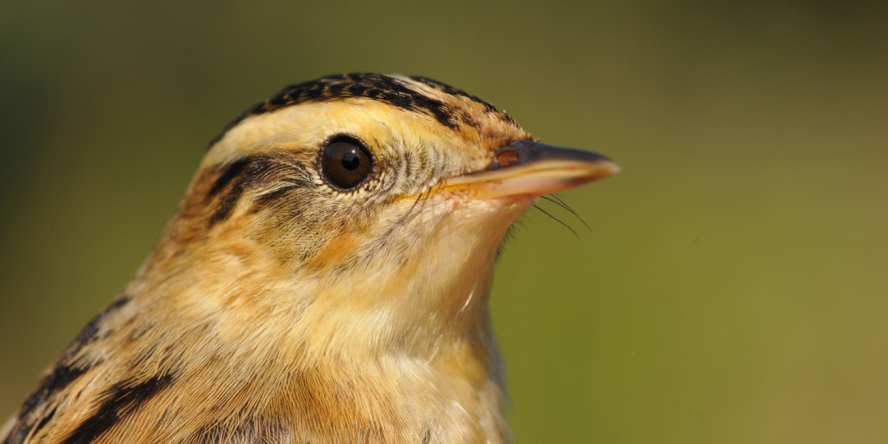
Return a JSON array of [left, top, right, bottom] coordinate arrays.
[[205, 153, 307, 227], [207, 73, 520, 150]]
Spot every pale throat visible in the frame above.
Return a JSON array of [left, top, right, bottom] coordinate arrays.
[[153, 193, 532, 372], [294, 195, 533, 361]]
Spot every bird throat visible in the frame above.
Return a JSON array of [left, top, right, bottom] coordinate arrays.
[[125, 193, 530, 443]]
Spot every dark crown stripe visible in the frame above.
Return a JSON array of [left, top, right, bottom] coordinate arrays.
[[207, 73, 506, 149]]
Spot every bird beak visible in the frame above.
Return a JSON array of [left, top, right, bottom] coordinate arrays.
[[443, 140, 620, 198]]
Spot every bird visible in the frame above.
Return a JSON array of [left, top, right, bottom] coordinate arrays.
[[1, 73, 618, 444]]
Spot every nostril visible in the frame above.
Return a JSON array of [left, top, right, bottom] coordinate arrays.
[[495, 150, 519, 167]]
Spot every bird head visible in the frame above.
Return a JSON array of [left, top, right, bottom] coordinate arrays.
[[140, 73, 618, 367]]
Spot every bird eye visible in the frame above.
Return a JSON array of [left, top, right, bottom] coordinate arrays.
[[320, 138, 374, 190]]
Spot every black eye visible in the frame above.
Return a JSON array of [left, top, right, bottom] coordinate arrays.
[[320, 138, 374, 189]]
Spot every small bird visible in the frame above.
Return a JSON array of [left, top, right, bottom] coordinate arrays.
[[1, 73, 618, 444]]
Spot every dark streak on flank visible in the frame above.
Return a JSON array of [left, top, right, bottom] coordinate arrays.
[[3, 422, 34, 444], [31, 407, 57, 435], [206, 153, 308, 227], [208, 73, 514, 148], [61, 374, 174, 444], [24, 299, 129, 417], [1, 296, 132, 444], [63, 296, 132, 361], [1, 422, 33, 444], [18, 365, 88, 423]]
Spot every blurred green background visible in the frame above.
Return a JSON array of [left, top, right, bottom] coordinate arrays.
[[2, 1, 887, 442]]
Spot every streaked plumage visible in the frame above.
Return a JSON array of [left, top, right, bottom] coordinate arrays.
[[1, 73, 618, 444]]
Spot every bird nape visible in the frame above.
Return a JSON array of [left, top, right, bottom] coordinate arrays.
[[1, 73, 619, 444]]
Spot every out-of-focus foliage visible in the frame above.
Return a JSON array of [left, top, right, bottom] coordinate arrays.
[[2, 1, 886, 442]]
